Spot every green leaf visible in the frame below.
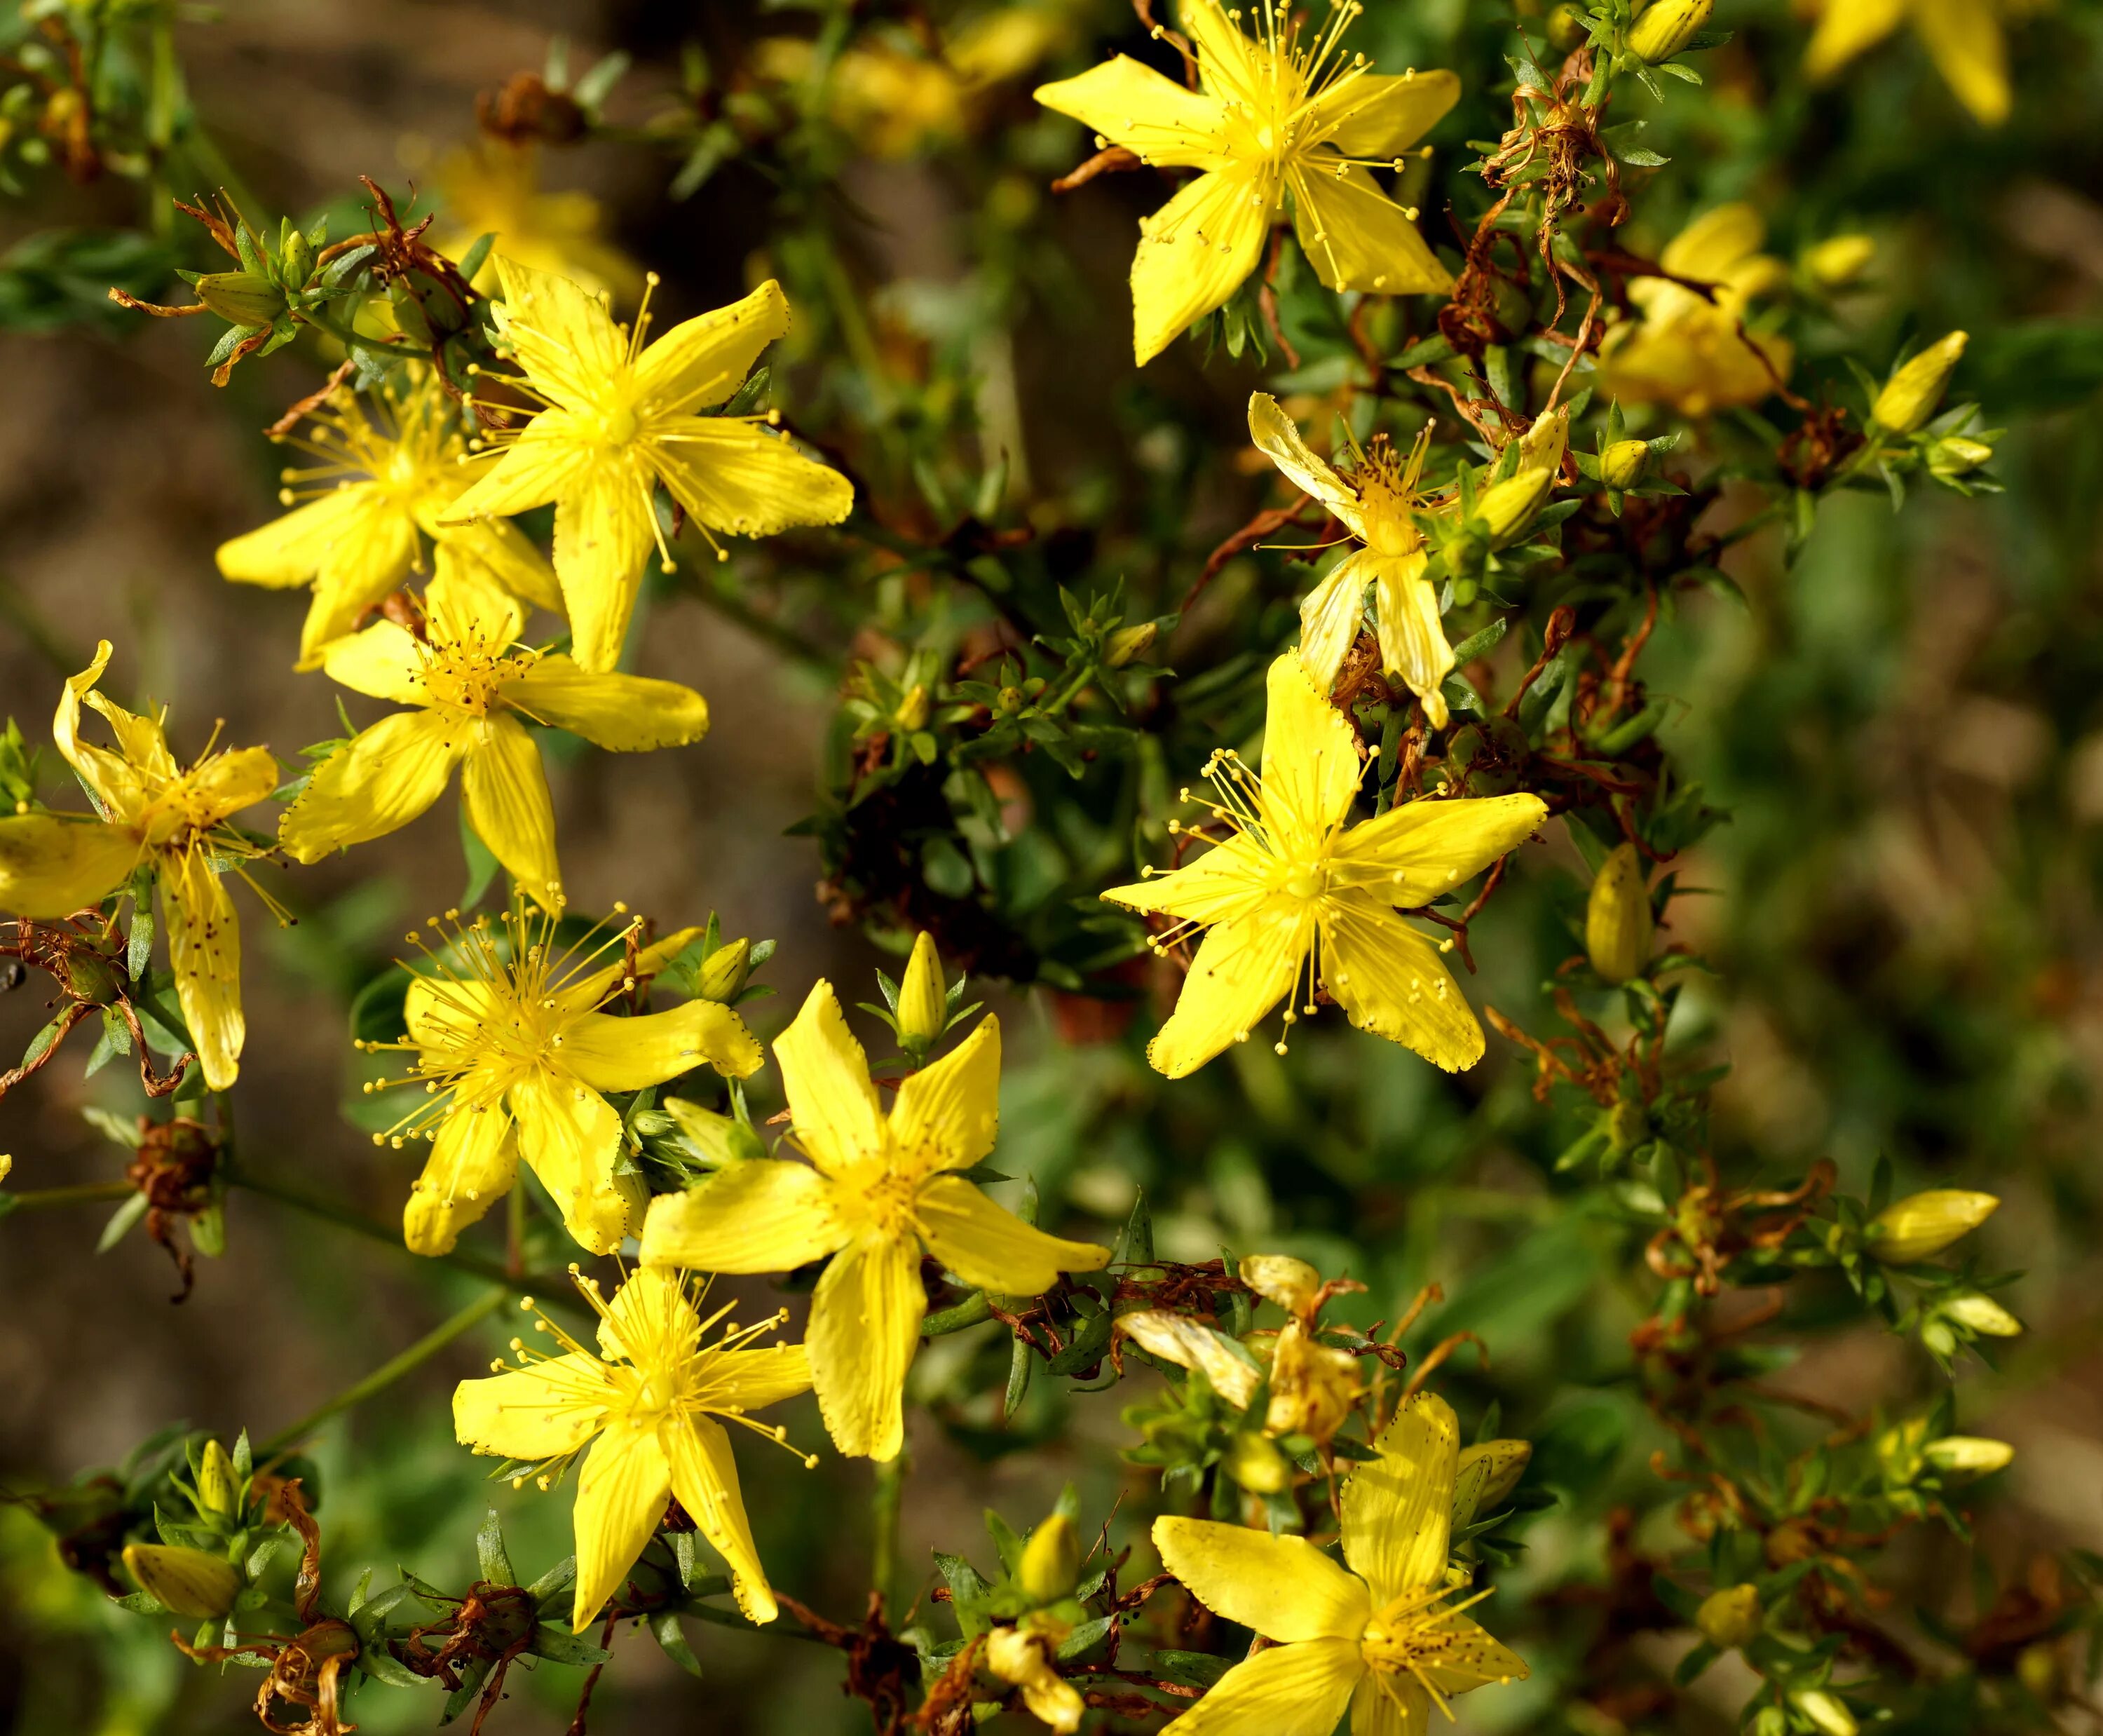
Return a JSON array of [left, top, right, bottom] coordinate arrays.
[[477, 1510, 516, 1588]]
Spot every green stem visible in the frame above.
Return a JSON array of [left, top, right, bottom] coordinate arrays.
[[679, 1601, 838, 1646], [871, 1452, 904, 1611], [923, 1290, 992, 1335], [1, 1179, 134, 1211], [257, 1287, 507, 1459]]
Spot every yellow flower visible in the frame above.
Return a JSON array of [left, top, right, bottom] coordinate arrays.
[[278, 588, 708, 910], [639, 983, 1110, 1460], [0, 642, 277, 1090], [1248, 396, 1567, 726], [987, 1618, 1087, 1732], [454, 1266, 812, 1631], [1804, 0, 2007, 124], [1152, 1392, 1527, 1736], [357, 901, 761, 1257], [1597, 204, 1795, 417], [430, 140, 644, 303], [215, 372, 563, 668], [1100, 653, 1546, 1078], [443, 258, 855, 671], [1863, 1188, 1998, 1264], [1034, 0, 1457, 365]]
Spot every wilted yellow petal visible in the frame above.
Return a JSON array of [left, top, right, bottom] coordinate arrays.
[[1299, 552, 1375, 689], [1117, 1310, 1263, 1408], [1371, 553, 1450, 728]]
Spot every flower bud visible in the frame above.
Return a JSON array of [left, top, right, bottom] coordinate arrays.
[[0, 1153, 10, 1183], [1105, 621, 1158, 667], [1546, 1, 1589, 50], [895, 681, 930, 732], [1020, 1513, 1082, 1603], [1223, 1430, 1291, 1495], [196, 1439, 240, 1521], [1452, 1439, 1530, 1526], [1944, 1291, 2021, 1336], [1600, 440, 1651, 490], [986, 1625, 1084, 1734], [1695, 1583, 1762, 1650], [897, 932, 948, 1050], [193, 271, 287, 329], [1865, 1189, 1998, 1264], [662, 1098, 766, 1167], [1804, 233, 1875, 289], [1793, 1690, 1858, 1736], [282, 229, 315, 285], [1629, 0, 1714, 63], [2016, 1641, 2060, 1699], [695, 937, 751, 1003], [1586, 843, 1654, 984], [123, 1542, 241, 1618], [1872, 330, 1967, 433], [1926, 435, 1993, 479], [1922, 1435, 2014, 1478]]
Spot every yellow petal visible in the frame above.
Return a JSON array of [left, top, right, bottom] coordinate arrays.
[[1804, 0, 1907, 76], [1910, 0, 2008, 123], [164, 853, 243, 1092], [1305, 69, 1459, 158], [1342, 1392, 1457, 1606], [1183, 0, 1262, 102], [184, 747, 278, 831], [808, 1230, 925, 1460], [279, 710, 467, 864], [1248, 393, 1366, 533], [1148, 902, 1309, 1079], [404, 1100, 517, 1256], [216, 486, 389, 589], [1349, 1672, 1429, 1736], [297, 506, 423, 664], [320, 618, 428, 704], [503, 656, 709, 751], [562, 1001, 763, 1092], [552, 452, 657, 673], [447, 410, 592, 521], [1418, 1614, 1528, 1696], [1329, 792, 1546, 906], [889, 1014, 1001, 1174], [1032, 56, 1233, 169], [452, 1351, 608, 1462], [649, 418, 856, 541], [1300, 557, 1370, 691], [1660, 203, 1767, 282], [461, 714, 561, 911], [53, 641, 144, 818], [663, 1413, 780, 1622], [1288, 161, 1452, 297], [554, 923, 708, 1016], [432, 519, 564, 617], [570, 1416, 672, 1630], [509, 1069, 637, 1255], [494, 255, 626, 414], [1157, 1639, 1365, 1736], [1130, 167, 1270, 366], [640, 1160, 845, 1273], [915, 1174, 1110, 1292], [1317, 893, 1484, 1072], [596, 1264, 701, 1366], [775, 981, 884, 1174], [633, 279, 791, 414], [0, 814, 139, 918], [1372, 555, 1450, 729], [1153, 1517, 1370, 1642], [406, 977, 497, 1050], [1259, 651, 1364, 846], [1116, 1310, 1262, 1407], [702, 1341, 815, 1414], [1101, 835, 1272, 926]]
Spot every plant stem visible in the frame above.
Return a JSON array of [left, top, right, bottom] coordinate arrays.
[[871, 1451, 904, 1612], [257, 1287, 507, 1459], [923, 1289, 992, 1335], [1, 1179, 134, 1210]]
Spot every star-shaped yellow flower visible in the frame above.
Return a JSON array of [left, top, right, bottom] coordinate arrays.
[[430, 140, 645, 303], [1101, 653, 1544, 1078], [640, 983, 1110, 1461], [1597, 205, 1794, 419], [1035, 0, 1457, 365], [1152, 1392, 1527, 1736], [443, 257, 855, 671], [1804, 0, 2007, 126], [454, 1266, 812, 1632], [278, 588, 708, 911], [358, 901, 761, 1256], [0, 641, 277, 1090], [215, 371, 562, 668]]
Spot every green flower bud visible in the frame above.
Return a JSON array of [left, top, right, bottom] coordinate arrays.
[[1223, 1431, 1291, 1495], [1546, 4, 1590, 52], [1793, 1690, 1858, 1736], [695, 936, 752, 1004], [1600, 440, 1651, 490], [1872, 330, 1967, 433], [1695, 1583, 1762, 1650], [1105, 621, 1159, 667], [1865, 1189, 1998, 1264], [193, 271, 287, 329], [1922, 1435, 2014, 1478], [897, 932, 948, 1050], [1586, 843, 1654, 985], [1452, 1439, 1531, 1526], [1019, 1512, 1082, 1603], [1804, 233, 1875, 289], [661, 1098, 766, 1167], [2016, 1641, 2060, 1699], [196, 1439, 240, 1521], [1944, 1291, 2021, 1336], [282, 229, 315, 285], [1628, 0, 1714, 63], [1607, 1097, 1651, 1155], [123, 1542, 241, 1618], [895, 681, 930, 733], [1926, 435, 1993, 479]]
